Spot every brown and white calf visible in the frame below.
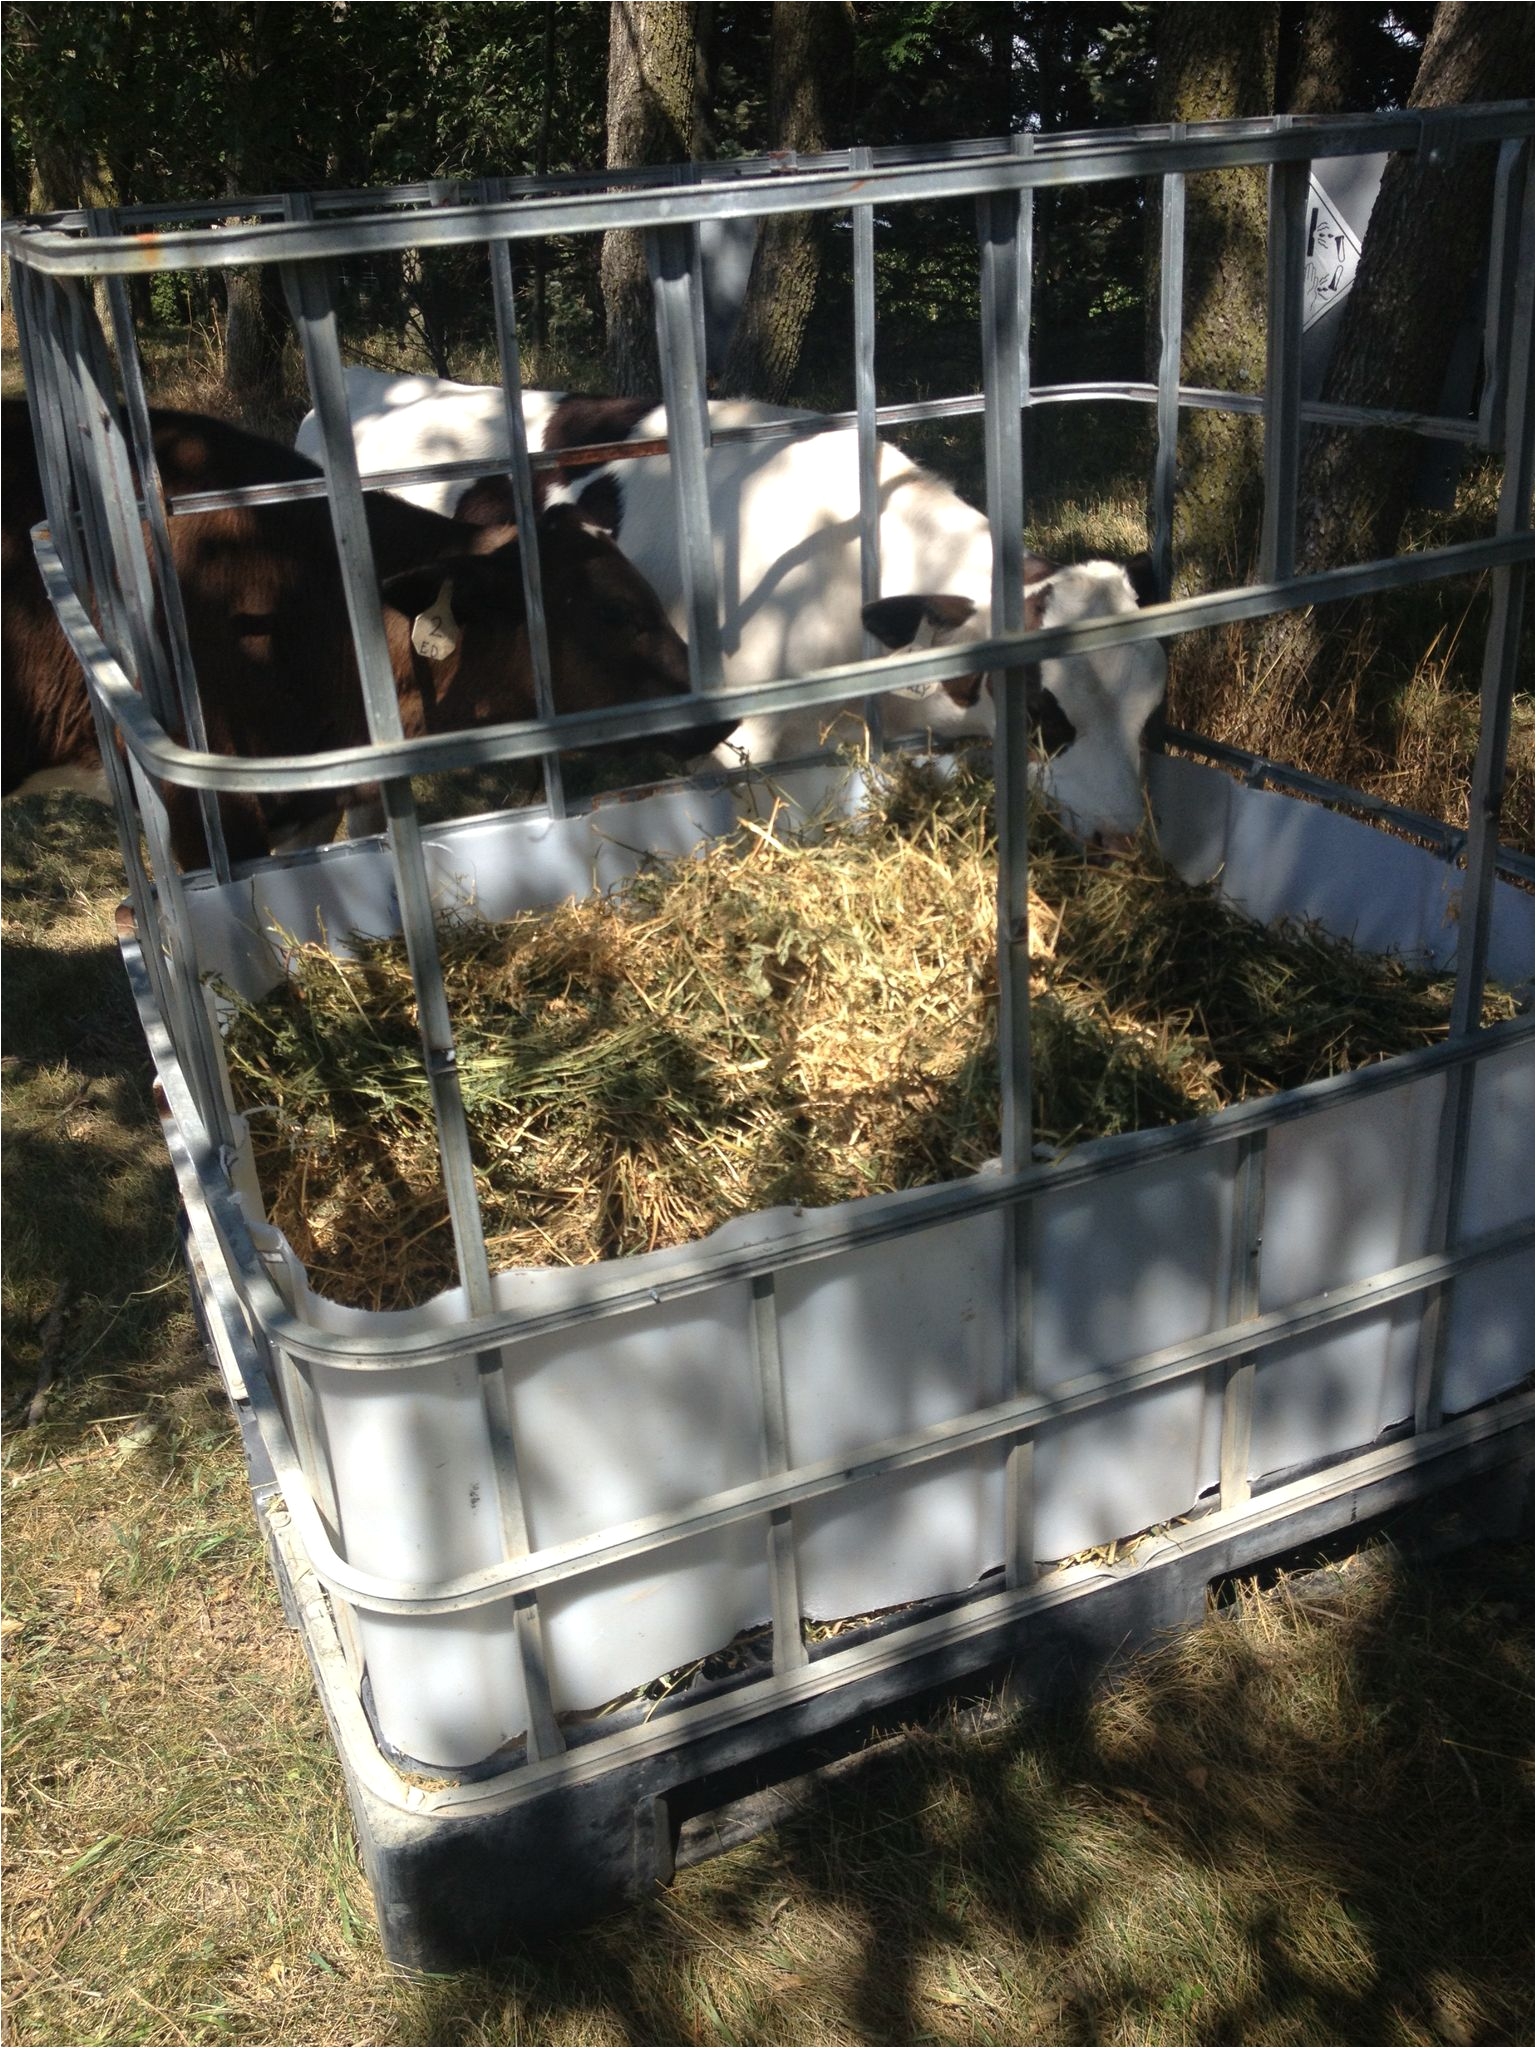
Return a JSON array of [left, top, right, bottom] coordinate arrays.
[[296, 370, 1167, 848], [3, 401, 715, 868]]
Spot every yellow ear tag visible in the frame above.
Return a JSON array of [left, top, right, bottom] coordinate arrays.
[[411, 582, 460, 660]]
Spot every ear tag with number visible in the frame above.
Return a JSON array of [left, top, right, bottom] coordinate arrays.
[[411, 582, 460, 660]]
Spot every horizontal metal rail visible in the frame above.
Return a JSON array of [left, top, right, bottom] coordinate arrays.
[[37, 530, 1532, 799], [146, 373, 1490, 522], [7, 104, 1528, 277], [17, 106, 1529, 241], [1163, 727, 1536, 884]]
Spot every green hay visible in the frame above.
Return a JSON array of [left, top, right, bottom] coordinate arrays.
[[222, 757, 1516, 1310]]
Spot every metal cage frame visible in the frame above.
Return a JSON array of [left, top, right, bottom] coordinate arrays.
[[6, 103, 1532, 1964]]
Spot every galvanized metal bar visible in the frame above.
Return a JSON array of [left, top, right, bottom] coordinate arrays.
[[978, 181, 1036, 1588], [57, 525, 1531, 800], [54, 281, 235, 1144], [1412, 194, 1534, 1437], [751, 1275, 809, 1675], [647, 222, 725, 696], [1477, 139, 1527, 451], [485, 187, 566, 820], [12, 104, 1530, 278], [1217, 1132, 1267, 1510], [100, 259, 232, 884], [283, 217, 565, 1760], [1160, 725, 1535, 878], [1260, 147, 1310, 584], [18, 111, 1531, 240], [851, 146, 885, 756], [156, 376, 1490, 528], [1152, 157, 1186, 602]]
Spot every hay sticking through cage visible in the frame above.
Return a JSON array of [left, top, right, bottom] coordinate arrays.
[[223, 757, 1515, 1311]]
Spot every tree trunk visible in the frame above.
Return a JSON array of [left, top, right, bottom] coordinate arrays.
[[1150, 4, 1280, 593], [1254, 0, 1533, 730], [716, 2, 850, 402], [1301, 0, 1532, 570], [220, 3, 289, 404], [601, 1, 713, 396]]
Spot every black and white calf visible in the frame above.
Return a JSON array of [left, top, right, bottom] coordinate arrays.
[[296, 371, 1166, 846]]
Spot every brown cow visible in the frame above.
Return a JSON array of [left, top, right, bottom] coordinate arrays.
[[2, 402, 721, 867]]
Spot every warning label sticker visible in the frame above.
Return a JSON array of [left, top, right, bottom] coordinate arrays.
[[1303, 176, 1364, 331]]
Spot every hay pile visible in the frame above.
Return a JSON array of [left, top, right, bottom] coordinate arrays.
[[223, 758, 1514, 1310]]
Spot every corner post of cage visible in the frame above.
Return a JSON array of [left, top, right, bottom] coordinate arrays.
[[1411, 184, 1534, 1437], [59, 272, 234, 1145], [646, 220, 725, 697], [281, 213, 565, 1761], [1478, 138, 1529, 453], [94, 216, 233, 886], [750, 1273, 809, 1674], [482, 177, 567, 821], [1260, 133, 1309, 586], [850, 145, 884, 757], [977, 175, 1037, 1589], [1151, 134, 1187, 606], [12, 261, 165, 995]]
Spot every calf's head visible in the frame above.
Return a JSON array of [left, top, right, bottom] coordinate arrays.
[[862, 552, 1164, 849], [381, 504, 729, 757]]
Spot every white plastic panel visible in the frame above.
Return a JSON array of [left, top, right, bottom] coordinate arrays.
[[500, 1283, 770, 1714], [777, 1209, 1011, 1617], [1251, 1073, 1446, 1474], [308, 1355, 522, 1767], [1442, 1041, 1536, 1416], [1030, 1149, 1232, 1557]]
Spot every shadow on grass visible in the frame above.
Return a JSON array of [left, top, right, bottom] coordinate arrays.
[[2, 801, 202, 1438], [391, 1536, 1531, 2048]]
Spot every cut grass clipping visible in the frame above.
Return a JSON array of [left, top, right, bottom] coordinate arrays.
[[224, 758, 1515, 1311]]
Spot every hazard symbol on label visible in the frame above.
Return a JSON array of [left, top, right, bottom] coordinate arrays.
[[1303, 177, 1364, 331]]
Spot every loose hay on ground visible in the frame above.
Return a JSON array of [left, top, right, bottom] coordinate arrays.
[[222, 757, 1515, 1311]]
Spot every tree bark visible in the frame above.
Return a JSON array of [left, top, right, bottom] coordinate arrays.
[[1252, 0, 1533, 734], [716, 2, 850, 402], [1300, 0, 1532, 571], [601, 1, 713, 395], [1150, 4, 1280, 592]]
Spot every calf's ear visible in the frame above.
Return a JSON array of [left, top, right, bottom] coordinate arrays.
[[1122, 551, 1161, 608], [862, 592, 976, 651], [382, 565, 462, 658]]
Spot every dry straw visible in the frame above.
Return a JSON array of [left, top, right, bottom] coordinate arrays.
[[223, 757, 1513, 1311]]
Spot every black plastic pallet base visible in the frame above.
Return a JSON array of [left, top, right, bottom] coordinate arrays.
[[252, 1403, 1531, 1972]]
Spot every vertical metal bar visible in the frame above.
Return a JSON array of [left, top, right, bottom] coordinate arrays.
[[1152, 154, 1186, 604], [647, 221, 725, 696], [284, 244, 564, 1757], [59, 280, 235, 1145], [1260, 146, 1309, 584], [751, 1275, 809, 1674], [484, 182, 566, 820], [98, 245, 232, 883], [851, 146, 884, 757], [1412, 194, 1533, 1436], [1013, 130, 1035, 424], [1478, 139, 1527, 453], [1218, 1132, 1267, 1510], [978, 180, 1036, 1588]]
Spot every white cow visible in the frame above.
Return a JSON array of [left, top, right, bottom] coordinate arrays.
[[295, 371, 1166, 845]]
